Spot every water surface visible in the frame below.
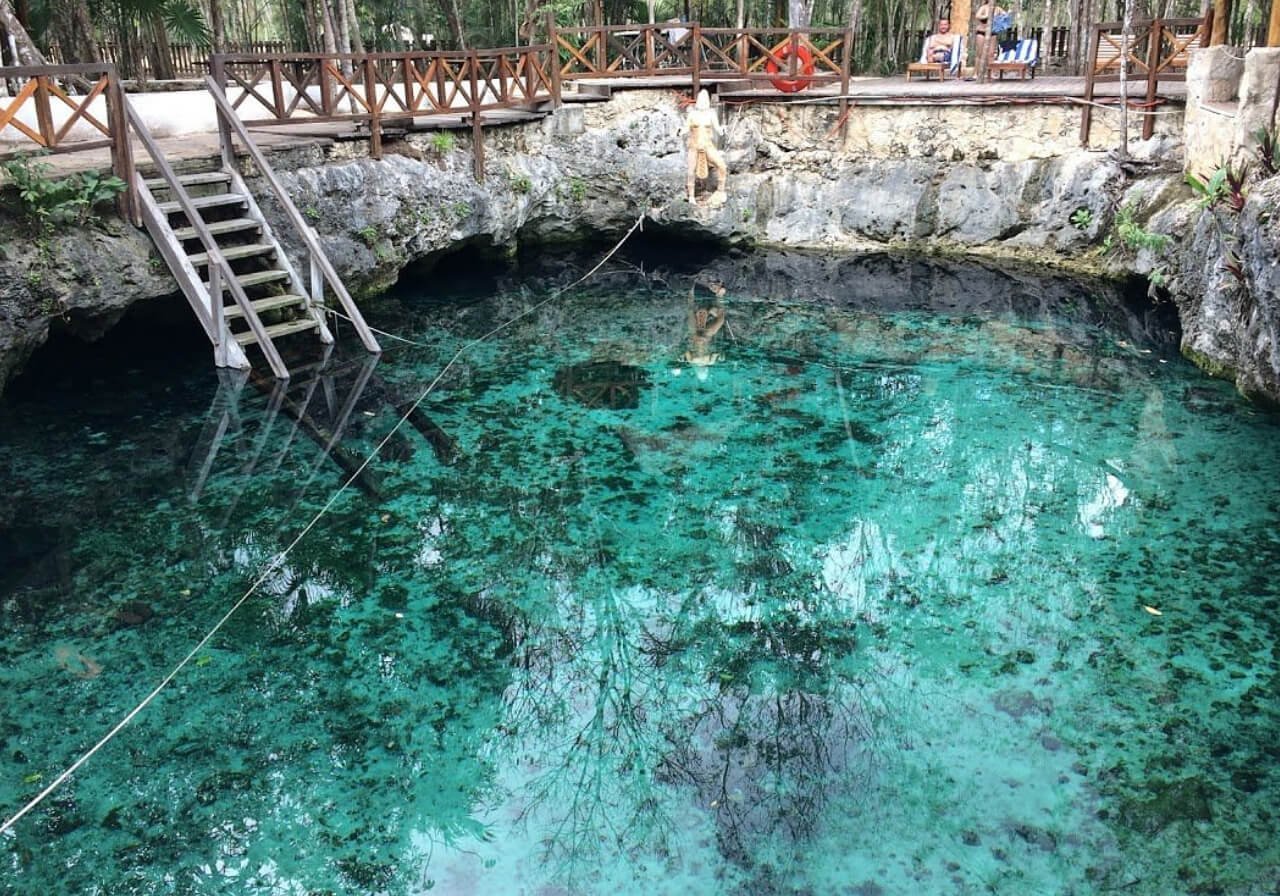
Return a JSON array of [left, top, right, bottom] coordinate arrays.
[[2, 251, 1278, 895]]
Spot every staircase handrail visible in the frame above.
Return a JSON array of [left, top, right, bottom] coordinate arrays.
[[122, 97, 289, 377], [204, 74, 381, 356]]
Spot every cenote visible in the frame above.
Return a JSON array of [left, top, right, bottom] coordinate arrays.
[[2, 245, 1279, 896]]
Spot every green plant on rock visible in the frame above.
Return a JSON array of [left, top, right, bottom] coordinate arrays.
[[1104, 204, 1170, 254], [356, 225, 379, 246], [1186, 161, 1249, 213], [451, 201, 470, 219], [430, 131, 456, 154], [509, 171, 532, 194], [304, 205, 321, 223], [2, 153, 126, 230], [1069, 207, 1093, 230], [1221, 244, 1247, 286], [568, 176, 587, 202], [1254, 126, 1279, 177]]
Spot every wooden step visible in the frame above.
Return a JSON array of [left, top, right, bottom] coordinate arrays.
[[158, 193, 246, 215], [144, 171, 232, 191], [233, 317, 320, 346], [187, 242, 277, 267], [173, 217, 260, 241], [204, 268, 290, 292], [224, 293, 308, 319]]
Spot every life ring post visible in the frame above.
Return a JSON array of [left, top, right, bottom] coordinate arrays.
[[765, 36, 815, 93]]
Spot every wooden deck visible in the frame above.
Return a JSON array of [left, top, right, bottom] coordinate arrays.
[[565, 72, 1186, 104], [17, 72, 1183, 183]]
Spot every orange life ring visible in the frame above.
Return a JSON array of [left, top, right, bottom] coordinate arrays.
[[766, 44, 815, 93]]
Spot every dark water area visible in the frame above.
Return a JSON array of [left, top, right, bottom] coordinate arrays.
[[1, 248, 1277, 895]]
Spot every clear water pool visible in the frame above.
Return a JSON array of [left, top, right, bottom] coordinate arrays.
[[2, 251, 1278, 895]]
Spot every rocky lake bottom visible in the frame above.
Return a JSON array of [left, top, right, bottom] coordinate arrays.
[[1, 249, 1278, 895]]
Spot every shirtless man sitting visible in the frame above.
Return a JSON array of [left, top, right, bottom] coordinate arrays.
[[925, 19, 954, 64]]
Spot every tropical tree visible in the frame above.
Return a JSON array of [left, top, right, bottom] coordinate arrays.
[[0, 0, 48, 64]]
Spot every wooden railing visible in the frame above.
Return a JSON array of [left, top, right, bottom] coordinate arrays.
[[551, 23, 852, 94], [0, 62, 136, 219], [208, 46, 558, 176], [1079, 15, 1210, 143]]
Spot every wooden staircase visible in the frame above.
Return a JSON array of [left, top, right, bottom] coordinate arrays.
[[140, 165, 333, 375], [124, 86, 380, 379]]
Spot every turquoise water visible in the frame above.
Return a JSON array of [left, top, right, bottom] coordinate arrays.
[[2, 252, 1279, 895]]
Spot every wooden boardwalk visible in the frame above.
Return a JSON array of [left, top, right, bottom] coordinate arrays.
[[20, 72, 1184, 182]]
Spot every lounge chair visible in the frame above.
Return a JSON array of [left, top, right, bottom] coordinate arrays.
[[990, 38, 1039, 79], [906, 34, 963, 80]]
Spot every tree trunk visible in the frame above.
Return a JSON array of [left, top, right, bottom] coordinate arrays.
[[303, 0, 325, 52], [0, 0, 47, 65], [846, 0, 862, 65], [148, 13, 176, 80], [50, 0, 99, 63], [1040, 0, 1052, 67], [343, 0, 365, 53], [1211, 0, 1231, 43], [319, 0, 338, 54], [438, 0, 467, 48], [1119, 0, 1132, 158], [788, 0, 814, 27], [332, 0, 350, 53], [210, 0, 226, 53]]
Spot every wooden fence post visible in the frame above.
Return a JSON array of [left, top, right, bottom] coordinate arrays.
[[363, 57, 382, 159], [33, 75, 54, 148], [103, 66, 138, 225], [208, 57, 238, 172], [547, 12, 563, 108], [1143, 20, 1161, 140], [469, 50, 485, 180], [692, 24, 702, 93]]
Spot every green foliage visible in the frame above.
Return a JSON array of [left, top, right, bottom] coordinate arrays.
[[356, 224, 379, 246], [430, 131, 457, 154], [1069, 207, 1092, 230], [451, 201, 470, 219], [161, 0, 213, 45], [304, 205, 321, 222], [1106, 204, 1170, 254], [510, 172, 533, 195], [568, 176, 587, 202], [2, 154, 127, 230], [1253, 127, 1279, 178], [1221, 244, 1247, 286], [1186, 162, 1249, 213]]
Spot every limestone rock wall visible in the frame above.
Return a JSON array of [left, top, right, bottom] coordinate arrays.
[[1, 86, 1277, 403], [0, 216, 174, 392]]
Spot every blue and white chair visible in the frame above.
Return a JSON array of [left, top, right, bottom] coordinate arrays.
[[907, 34, 964, 80], [992, 38, 1039, 79]]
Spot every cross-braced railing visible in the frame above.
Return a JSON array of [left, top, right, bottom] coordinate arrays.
[[0, 62, 136, 220], [208, 46, 557, 177], [551, 23, 851, 96], [1079, 14, 1211, 143]]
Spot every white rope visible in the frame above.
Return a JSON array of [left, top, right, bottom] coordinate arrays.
[[0, 207, 657, 837]]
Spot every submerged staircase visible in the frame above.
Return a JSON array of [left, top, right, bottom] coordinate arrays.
[[124, 81, 380, 379]]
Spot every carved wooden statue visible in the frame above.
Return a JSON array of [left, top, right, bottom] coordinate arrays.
[[683, 89, 727, 205]]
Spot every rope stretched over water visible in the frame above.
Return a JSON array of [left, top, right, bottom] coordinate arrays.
[[0, 207, 657, 838]]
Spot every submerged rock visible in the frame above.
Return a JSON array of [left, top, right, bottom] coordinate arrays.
[[1117, 776, 1217, 834]]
